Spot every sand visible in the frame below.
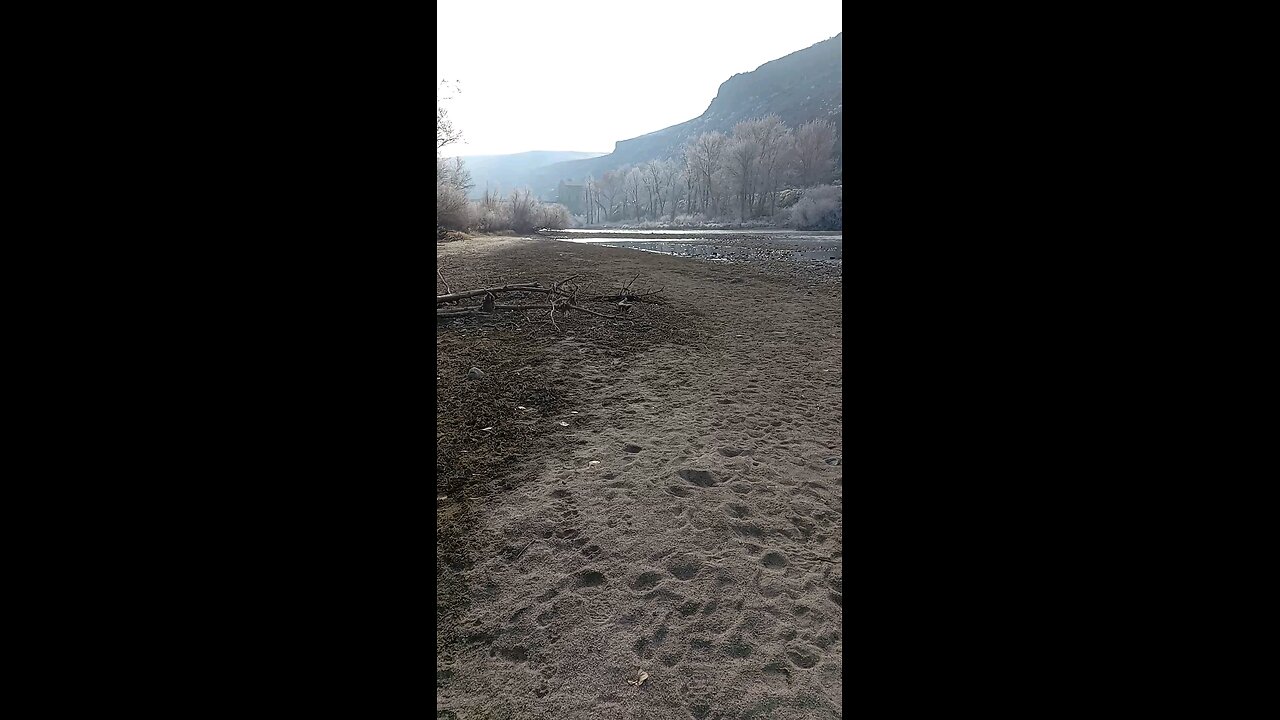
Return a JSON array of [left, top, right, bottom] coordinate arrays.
[[437, 235, 842, 719]]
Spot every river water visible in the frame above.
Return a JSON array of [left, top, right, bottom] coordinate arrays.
[[543, 229, 842, 265]]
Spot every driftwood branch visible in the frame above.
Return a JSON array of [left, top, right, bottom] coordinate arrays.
[[436, 275, 651, 324], [436, 283, 543, 304], [437, 269, 455, 296], [566, 303, 630, 320], [582, 289, 666, 304]]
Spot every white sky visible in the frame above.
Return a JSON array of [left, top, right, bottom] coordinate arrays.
[[438, 0, 842, 157]]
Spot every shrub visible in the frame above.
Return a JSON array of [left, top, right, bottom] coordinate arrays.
[[538, 203, 571, 230], [474, 205, 509, 232], [437, 183, 475, 230], [464, 195, 572, 232], [509, 189, 538, 232], [788, 184, 842, 230]]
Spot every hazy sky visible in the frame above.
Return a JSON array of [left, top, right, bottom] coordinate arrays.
[[438, 0, 842, 157]]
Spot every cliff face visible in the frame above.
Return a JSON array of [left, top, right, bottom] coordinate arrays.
[[530, 33, 842, 198]]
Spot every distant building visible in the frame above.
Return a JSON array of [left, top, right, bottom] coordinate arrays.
[[556, 179, 586, 215]]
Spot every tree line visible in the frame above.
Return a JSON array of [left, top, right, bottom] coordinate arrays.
[[575, 115, 838, 227]]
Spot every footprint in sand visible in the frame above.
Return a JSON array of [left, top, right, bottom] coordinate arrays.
[[676, 468, 718, 487], [761, 551, 788, 569], [762, 660, 793, 685], [575, 570, 606, 589], [496, 645, 528, 663], [630, 571, 664, 592], [786, 643, 822, 669]]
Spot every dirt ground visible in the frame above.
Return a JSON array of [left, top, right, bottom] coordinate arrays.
[[437, 235, 843, 720]]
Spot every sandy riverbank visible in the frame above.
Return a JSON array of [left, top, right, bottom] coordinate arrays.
[[437, 235, 843, 719]]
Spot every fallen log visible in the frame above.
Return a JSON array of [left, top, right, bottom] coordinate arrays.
[[436, 283, 543, 304]]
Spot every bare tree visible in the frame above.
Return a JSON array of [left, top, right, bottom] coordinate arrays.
[[716, 169, 731, 216], [624, 166, 643, 223], [437, 81, 463, 152], [597, 170, 623, 222], [438, 156, 473, 192], [508, 188, 538, 232], [436, 80, 470, 232], [680, 148, 698, 217], [643, 160, 666, 219], [658, 159, 681, 222], [747, 115, 790, 218], [727, 120, 764, 221], [794, 119, 837, 187], [688, 132, 727, 215]]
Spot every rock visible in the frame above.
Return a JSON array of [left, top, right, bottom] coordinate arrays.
[[466, 367, 485, 380], [623, 443, 643, 453]]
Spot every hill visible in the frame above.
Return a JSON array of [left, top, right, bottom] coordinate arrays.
[[454, 150, 606, 199], [529, 33, 842, 200]]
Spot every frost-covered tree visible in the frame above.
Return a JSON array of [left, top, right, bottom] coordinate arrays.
[[726, 121, 763, 221], [658, 159, 681, 222], [508, 188, 538, 232], [794, 119, 837, 187], [745, 114, 790, 217], [688, 132, 727, 215], [680, 148, 698, 217], [624, 166, 643, 222], [597, 170, 623, 222], [643, 160, 663, 219]]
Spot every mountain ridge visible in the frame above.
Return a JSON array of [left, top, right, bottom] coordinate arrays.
[[529, 32, 842, 199]]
